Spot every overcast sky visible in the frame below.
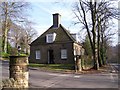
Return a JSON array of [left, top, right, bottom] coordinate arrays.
[[26, 0, 119, 46]]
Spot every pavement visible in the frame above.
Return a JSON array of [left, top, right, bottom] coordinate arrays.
[[1, 60, 119, 88]]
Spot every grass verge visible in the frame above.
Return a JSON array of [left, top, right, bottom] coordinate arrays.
[[29, 63, 109, 74], [29, 63, 75, 72]]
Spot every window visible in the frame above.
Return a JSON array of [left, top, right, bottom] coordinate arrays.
[[61, 49, 67, 59], [36, 50, 40, 59], [46, 33, 56, 43]]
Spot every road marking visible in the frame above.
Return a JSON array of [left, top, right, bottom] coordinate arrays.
[[74, 75, 81, 78], [49, 73, 60, 76], [59, 74, 70, 77], [49, 73, 70, 77], [49, 73, 82, 78]]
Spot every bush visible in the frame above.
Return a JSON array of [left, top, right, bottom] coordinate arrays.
[[20, 54, 28, 56], [1, 52, 10, 58], [82, 55, 93, 69]]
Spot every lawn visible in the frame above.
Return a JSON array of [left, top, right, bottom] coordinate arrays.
[[29, 63, 75, 72]]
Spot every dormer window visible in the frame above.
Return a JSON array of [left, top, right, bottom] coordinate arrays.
[[46, 33, 56, 43]]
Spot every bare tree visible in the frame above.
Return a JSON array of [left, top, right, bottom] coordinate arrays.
[[0, 1, 29, 53], [20, 22, 38, 54], [73, 0, 99, 69], [8, 21, 37, 55], [8, 23, 23, 48], [73, 0, 119, 70], [96, 0, 119, 65], [0, 15, 2, 54]]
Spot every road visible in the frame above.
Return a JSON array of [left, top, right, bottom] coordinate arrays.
[[1, 60, 119, 88], [110, 63, 120, 72]]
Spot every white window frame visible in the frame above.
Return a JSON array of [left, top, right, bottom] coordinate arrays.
[[61, 49, 67, 59], [36, 50, 41, 59], [46, 33, 56, 43]]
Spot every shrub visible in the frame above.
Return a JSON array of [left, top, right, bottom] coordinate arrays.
[[20, 54, 28, 56], [81, 55, 93, 69], [1, 52, 10, 58]]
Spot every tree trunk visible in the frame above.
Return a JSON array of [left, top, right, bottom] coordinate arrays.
[[101, 29, 105, 65], [90, 0, 99, 70], [79, 1, 96, 69], [3, 27, 8, 53], [2, 2, 9, 53], [97, 18, 102, 67], [92, 30, 99, 70]]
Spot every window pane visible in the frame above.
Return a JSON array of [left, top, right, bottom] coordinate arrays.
[[46, 34, 53, 43], [61, 49, 67, 59], [36, 50, 40, 59]]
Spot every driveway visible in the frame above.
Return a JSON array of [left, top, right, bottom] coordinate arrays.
[[1, 60, 119, 88]]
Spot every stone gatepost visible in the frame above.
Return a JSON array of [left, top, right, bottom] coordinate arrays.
[[75, 55, 82, 72], [9, 56, 29, 88], [76, 58, 82, 71]]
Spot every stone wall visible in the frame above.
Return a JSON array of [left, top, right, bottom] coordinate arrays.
[[2, 78, 19, 88], [9, 56, 29, 88]]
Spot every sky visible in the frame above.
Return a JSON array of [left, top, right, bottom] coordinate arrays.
[[28, 1, 81, 34], [25, 0, 119, 46]]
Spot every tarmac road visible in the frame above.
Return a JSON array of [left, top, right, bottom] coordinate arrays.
[[1, 60, 119, 88], [110, 63, 120, 72]]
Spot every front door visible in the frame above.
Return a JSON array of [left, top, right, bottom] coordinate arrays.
[[48, 50, 54, 64]]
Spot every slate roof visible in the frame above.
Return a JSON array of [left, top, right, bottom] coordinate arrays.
[[30, 24, 78, 45]]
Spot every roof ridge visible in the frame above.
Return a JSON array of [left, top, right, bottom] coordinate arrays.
[[30, 25, 53, 45], [60, 24, 76, 42]]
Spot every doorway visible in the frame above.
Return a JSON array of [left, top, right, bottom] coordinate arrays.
[[48, 50, 54, 64]]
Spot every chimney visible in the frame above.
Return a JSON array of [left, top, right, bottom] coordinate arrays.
[[53, 13, 61, 28]]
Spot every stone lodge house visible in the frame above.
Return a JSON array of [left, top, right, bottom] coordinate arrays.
[[29, 13, 84, 64]]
